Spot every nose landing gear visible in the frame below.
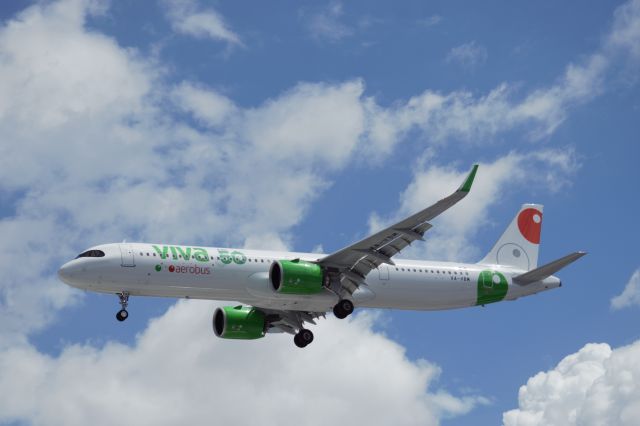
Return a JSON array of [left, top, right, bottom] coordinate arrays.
[[116, 291, 130, 322]]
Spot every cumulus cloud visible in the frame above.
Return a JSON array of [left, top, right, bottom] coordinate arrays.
[[446, 41, 488, 68], [503, 340, 640, 426], [172, 81, 236, 127], [0, 301, 486, 426], [611, 268, 640, 310], [161, 0, 242, 46]]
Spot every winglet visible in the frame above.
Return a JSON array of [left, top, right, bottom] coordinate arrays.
[[457, 164, 479, 193]]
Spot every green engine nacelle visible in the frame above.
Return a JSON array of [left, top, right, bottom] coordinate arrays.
[[212, 306, 266, 339], [269, 259, 324, 294]]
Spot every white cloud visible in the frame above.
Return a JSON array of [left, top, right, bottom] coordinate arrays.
[[607, 0, 640, 61], [446, 41, 488, 68], [0, 301, 486, 426], [611, 268, 640, 310], [0, 0, 150, 132], [361, 0, 640, 158], [161, 0, 242, 46], [305, 1, 353, 42], [172, 81, 236, 127], [503, 340, 640, 426]]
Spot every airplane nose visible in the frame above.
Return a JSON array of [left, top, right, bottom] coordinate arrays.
[[58, 262, 74, 285]]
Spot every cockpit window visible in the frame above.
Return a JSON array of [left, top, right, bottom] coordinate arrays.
[[75, 249, 105, 259]]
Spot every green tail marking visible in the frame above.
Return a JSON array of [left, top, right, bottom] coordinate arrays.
[[476, 270, 508, 305]]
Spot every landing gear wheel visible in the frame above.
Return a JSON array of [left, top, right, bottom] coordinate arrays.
[[116, 292, 130, 323], [294, 329, 314, 348], [333, 299, 354, 319], [116, 309, 128, 322]]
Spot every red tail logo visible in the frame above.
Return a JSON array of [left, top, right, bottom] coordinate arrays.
[[517, 208, 542, 244]]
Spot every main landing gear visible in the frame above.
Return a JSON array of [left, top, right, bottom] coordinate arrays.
[[333, 299, 354, 319], [294, 328, 314, 348], [116, 291, 129, 322]]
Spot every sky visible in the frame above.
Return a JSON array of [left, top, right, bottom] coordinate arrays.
[[0, 0, 639, 425]]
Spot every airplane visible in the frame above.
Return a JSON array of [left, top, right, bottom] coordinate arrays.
[[58, 165, 586, 348]]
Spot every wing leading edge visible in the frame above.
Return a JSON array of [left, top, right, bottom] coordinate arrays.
[[318, 164, 479, 295]]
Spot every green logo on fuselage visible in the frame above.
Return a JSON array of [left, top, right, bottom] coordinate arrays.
[[152, 245, 209, 262], [218, 249, 246, 265], [476, 270, 508, 305]]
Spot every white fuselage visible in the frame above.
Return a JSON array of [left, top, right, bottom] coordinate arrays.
[[58, 243, 560, 312]]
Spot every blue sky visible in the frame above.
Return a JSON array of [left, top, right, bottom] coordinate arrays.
[[1, 1, 639, 425]]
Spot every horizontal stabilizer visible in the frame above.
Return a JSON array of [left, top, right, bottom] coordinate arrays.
[[513, 251, 587, 285]]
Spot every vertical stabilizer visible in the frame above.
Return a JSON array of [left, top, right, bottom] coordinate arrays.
[[478, 204, 543, 271]]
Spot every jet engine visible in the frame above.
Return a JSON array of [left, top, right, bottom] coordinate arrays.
[[212, 306, 266, 339], [269, 259, 324, 294]]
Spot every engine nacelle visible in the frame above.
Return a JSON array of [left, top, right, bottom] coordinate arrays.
[[212, 306, 266, 339], [269, 259, 324, 294]]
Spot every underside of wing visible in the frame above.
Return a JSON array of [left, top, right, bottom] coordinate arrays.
[[263, 309, 325, 334]]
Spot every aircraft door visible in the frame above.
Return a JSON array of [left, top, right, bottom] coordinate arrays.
[[379, 265, 389, 281], [119, 244, 135, 267]]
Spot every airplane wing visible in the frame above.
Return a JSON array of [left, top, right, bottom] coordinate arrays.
[[317, 164, 478, 295]]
